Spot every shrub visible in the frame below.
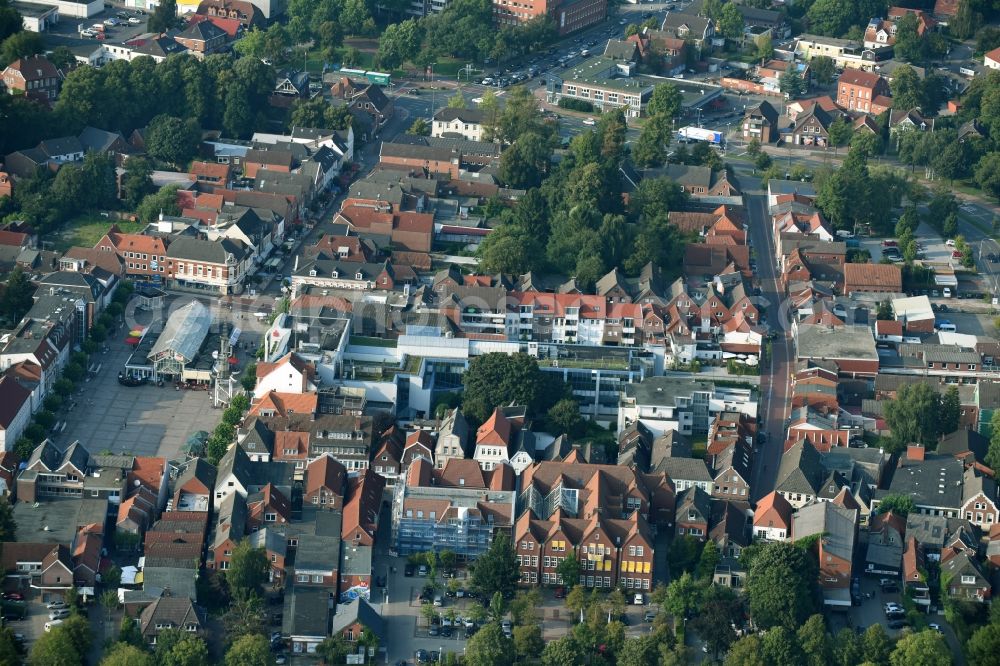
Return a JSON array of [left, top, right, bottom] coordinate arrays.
[[557, 97, 594, 112]]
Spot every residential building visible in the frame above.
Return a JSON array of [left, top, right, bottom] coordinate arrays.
[[138, 597, 206, 646], [675, 486, 711, 540], [774, 440, 824, 508], [432, 107, 487, 142], [2, 55, 62, 103], [660, 12, 714, 50], [940, 549, 991, 601], [985, 46, 1000, 70], [837, 69, 890, 113], [330, 597, 385, 643], [753, 491, 793, 541], [792, 501, 857, 607], [283, 584, 332, 654], [165, 236, 252, 294], [0, 374, 33, 452], [392, 458, 516, 557], [328, 78, 394, 138], [742, 100, 779, 143], [619, 376, 757, 436]]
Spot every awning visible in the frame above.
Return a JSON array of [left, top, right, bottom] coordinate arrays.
[[120, 566, 139, 585], [822, 587, 852, 607]]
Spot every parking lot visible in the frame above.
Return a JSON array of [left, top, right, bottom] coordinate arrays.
[[41, 5, 150, 50]]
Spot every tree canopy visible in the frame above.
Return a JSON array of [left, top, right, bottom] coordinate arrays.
[[745, 542, 819, 629], [471, 531, 520, 599], [461, 352, 567, 423]]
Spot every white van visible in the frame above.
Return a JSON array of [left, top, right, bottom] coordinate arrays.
[[937, 323, 957, 333], [942, 287, 953, 298]]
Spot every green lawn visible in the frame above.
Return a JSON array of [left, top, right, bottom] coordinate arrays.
[[54, 218, 144, 252]]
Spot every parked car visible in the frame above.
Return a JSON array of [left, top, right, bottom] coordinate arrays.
[[633, 593, 644, 605], [501, 619, 512, 638], [428, 626, 439, 636], [440, 626, 453, 638], [554, 587, 566, 599], [2, 593, 24, 601], [415, 650, 430, 663], [48, 609, 70, 621], [888, 619, 907, 630], [417, 565, 428, 577], [946, 239, 956, 247], [433, 595, 443, 607], [643, 610, 657, 622], [582, 118, 596, 126], [128, 17, 142, 23], [45, 601, 67, 610], [404, 564, 415, 577]]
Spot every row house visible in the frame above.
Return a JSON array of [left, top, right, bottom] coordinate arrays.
[[792, 500, 858, 608], [291, 257, 412, 295], [514, 510, 655, 590], [165, 236, 252, 295], [94, 228, 170, 283], [753, 490, 793, 541]]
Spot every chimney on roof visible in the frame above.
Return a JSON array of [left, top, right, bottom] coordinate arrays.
[[906, 444, 925, 462]]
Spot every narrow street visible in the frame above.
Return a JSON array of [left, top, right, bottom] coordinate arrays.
[[735, 168, 792, 501]]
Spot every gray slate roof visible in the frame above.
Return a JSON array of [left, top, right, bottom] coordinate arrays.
[[775, 440, 823, 496], [330, 597, 386, 639], [792, 501, 856, 561]]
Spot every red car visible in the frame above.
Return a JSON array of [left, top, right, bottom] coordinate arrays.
[[2, 592, 24, 601], [952, 250, 963, 259], [553, 587, 566, 599]]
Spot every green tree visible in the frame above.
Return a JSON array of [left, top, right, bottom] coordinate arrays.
[[1, 266, 36, 326], [147, 0, 179, 31], [316, 635, 349, 666], [0, 628, 18, 665], [513, 624, 544, 661], [876, 493, 915, 516], [376, 18, 422, 69], [828, 117, 853, 151], [717, 2, 745, 41], [966, 623, 1000, 666], [883, 382, 942, 450], [663, 572, 700, 619], [940, 386, 961, 435], [810, 56, 835, 85], [499, 132, 552, 189], [951, 0, 978, 39], [745, 541, 818, 629], [290, 97, 353, 130], [466, 623, 514, 666], [29, 626, 81, 666], [755, 34, 774, 61], [689, 584, 743, 657], [407, 118, 430, 136], [118, 615, 144, 648], [555, 556, 581, 587], [224, 634, 271, 666], [889, 630, 950, 666], [891, 65, 924, 111], [146, 114, 201, 167], [471, 531, 520, 599], [122, 156, 155, 210], [697, 540, 719, 579], [155, 631, 211, 666], [136, 184, 181, 223], [0, 30, 43, 67], [807, 0, 855, 37], [617, 635, 659, 666], [541, 635, 584, 666], [100, 643, 155, 666], [761, 626, 801, 666], [797, 614, 831, 666], [861, 624, 892, 665], [547, 398, 584, 438], [226, 541, 269, 598], [475, 224, 540, 275], [462, 352, 565, 422], [647, 83, 682, 119], [832, 627, 863, 666], [986, 410, 1000, 471], [724, 635, 767, 666], [976, 152, 1000, 201]]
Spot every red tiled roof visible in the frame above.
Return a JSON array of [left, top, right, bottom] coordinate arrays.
[[753, 490, 793, 529], [189, 161, 230, 180], [249, 391, 318, 417], [875, 320, 903, 336], [839, 69, 884, 89], [843, 263, 902, 291], [0, 230, 29, 247]]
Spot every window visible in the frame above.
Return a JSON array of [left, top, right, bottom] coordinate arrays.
[[961, 575, 976, 585], [265, 513, 277, 522], [297, 574, 308, 582]]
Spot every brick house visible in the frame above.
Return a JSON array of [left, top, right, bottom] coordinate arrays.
[[173, 19, 228, 55], [0, 543, 73, 591], [675, 486, 711, 540], [330, 597, 385, 643], [710, 441, 752, 501], [789, 106, 834, 147], [492, 0, 606, 36], [246, 483, 291, 531], [195, 0, 264, 29], [329, 78, 394, 138], [94, 228, 169, 281], [837, 69, 890, 113], [248, 528, 287, 583], [2, 56, 62, 104], [189, 160, 231, 186], [304, 454, 347, 509]]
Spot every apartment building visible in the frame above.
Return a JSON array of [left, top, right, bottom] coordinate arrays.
[[836, 69, 890, 113], [165, 236, 252, 295], [558, 57, 654, 118], [432, 108, 487, 142], [391, 458, 516, 557], [618, 376, 757, 436]]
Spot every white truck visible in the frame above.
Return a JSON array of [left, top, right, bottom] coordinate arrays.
[[677, 126, 724, 144]]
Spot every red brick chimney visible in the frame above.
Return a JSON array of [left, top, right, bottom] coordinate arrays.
[[906, 444, 925, 462]]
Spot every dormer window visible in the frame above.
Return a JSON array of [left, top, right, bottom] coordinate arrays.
[[309, 270, 317, 277], [355, 272, 363, 280]]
